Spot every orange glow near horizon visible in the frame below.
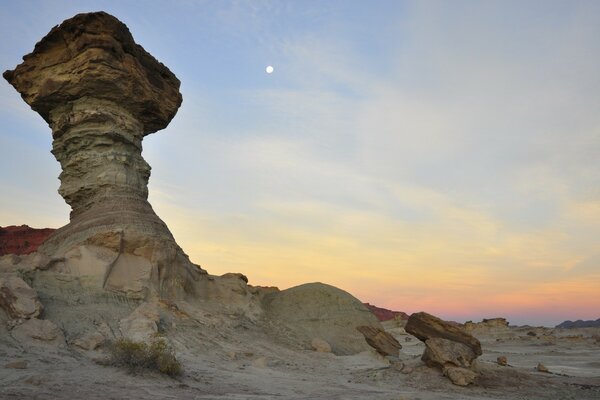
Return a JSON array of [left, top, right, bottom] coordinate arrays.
[[152, 193, 600, 327]]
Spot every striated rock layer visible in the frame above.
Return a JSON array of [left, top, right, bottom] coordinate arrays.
[[0, 225, 55, 256], [3, 12, 202, 299]]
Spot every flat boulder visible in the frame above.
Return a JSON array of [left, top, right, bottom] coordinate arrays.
[[405, 312, 481, 356]]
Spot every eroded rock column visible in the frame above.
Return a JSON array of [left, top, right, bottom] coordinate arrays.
[[3, 12, 203, 298]]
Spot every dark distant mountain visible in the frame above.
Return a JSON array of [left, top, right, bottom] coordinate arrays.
[[555, 318, 600, 328]]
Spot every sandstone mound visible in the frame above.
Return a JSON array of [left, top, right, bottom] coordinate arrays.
[[262, 282, 382, 355]]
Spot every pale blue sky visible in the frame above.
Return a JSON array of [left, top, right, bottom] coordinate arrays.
[[1, 1, 599, 326]]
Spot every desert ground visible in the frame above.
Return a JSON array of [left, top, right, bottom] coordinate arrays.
[[1, 268, 599, 400]]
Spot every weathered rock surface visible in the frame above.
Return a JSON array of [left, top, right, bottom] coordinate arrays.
[[119, 301, 160, 342], [356, 325, 401, 357], [3, 11, 205, 299], [443, 366, 478, 386], [3, 11, 181, 134], [0, 275, 43, 320], [262, 282, 383, 355], [406, 312, 482, 356], [11, 318, 66, 347], [422, 337, 477, 369], [0, 225, 55, 256]]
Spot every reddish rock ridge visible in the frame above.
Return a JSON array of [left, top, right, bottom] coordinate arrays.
[[364, 303, 409, 322], [0, 225, 55, 256]]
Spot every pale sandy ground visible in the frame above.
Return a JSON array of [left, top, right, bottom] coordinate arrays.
[[1, 284, 599, 400]]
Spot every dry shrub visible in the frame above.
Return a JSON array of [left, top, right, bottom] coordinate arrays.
[[107, 338, 182, 377]]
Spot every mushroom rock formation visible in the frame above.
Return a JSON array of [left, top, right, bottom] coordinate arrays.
[[3, 12, 203, 298]]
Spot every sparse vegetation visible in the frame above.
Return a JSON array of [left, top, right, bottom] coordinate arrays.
[[107, 338, 182, 377]]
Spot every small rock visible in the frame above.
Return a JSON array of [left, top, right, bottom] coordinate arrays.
[[401, 366, 413, 374], [443, 366, 478, 386], [385, 356, 405, 371], [527, 331, 537, 337], [24, 374, 48, 386], [227, 351, 237, 360], [5, 360, 28, 369], [311, 338, 332, 353], [536, 363, 549, 373], [253, 357, 268, 368], [72, 331, 106, 350], [497, 356, 508, 366]]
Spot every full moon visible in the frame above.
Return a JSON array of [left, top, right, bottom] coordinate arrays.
[[266, 65, 274, 74]]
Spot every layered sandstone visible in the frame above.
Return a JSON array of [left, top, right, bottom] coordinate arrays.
[[3, 12, 202, 298]]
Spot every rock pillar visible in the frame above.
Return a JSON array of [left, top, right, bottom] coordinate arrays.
[[3, 12, 203, 298]]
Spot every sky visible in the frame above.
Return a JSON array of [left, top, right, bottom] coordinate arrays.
[[1, 0, 599, 326]]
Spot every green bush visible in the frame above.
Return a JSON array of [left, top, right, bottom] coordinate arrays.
[[107, 338, 182, 377]]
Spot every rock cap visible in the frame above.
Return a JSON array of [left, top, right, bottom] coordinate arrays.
[[3, 11, 182, 135]]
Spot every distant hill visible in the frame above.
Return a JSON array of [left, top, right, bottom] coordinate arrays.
[[364, 303, 409, 322], [0, 225, 55, 256], [555, 318, 600, 328]]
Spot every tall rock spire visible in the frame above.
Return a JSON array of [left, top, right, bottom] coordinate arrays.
[[4, 12, 202, 298]]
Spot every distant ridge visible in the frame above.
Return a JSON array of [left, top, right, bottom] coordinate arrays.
[[555, 318, 600, 328], [364, 303, 409, 322], [0, 225, 55, 256]]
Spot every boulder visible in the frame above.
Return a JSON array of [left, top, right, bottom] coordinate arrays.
[[497, 356, 508, 366], [422, 337, 477, 369], [356, 325, 401, 357], [0, 275, 43, 320], [405, 312, 482, 356], [262, 282, 382, 355], [406, 312, 482, 387]]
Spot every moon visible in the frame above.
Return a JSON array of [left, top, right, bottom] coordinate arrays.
[[265, 65, 274, 74]]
